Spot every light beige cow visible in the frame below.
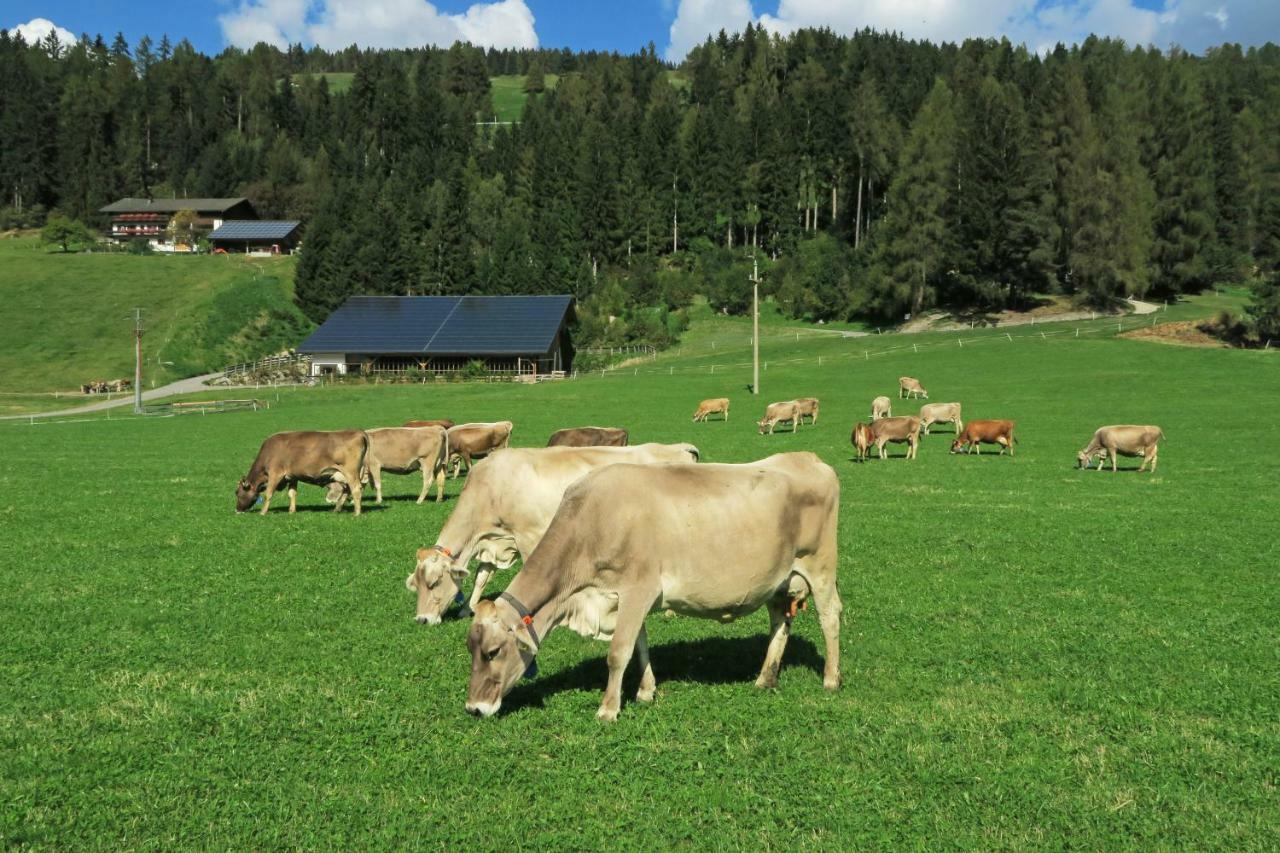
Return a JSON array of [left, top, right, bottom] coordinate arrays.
[[446, 421, 513, 478], [866, 416, 921, 459], [793, 397, 820, 425], [692, 398, 730, 422], [463, 452, 842, 722], [871, 396, 892, 420], [899, 376, 928, 400], [1077, 425, 1165, 472], [324, 426, 449, 504], [407, 442, 700, 625], [919, 402, 963, 435], [758, 400, 801, 434]]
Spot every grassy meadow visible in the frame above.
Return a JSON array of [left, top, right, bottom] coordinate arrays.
[[0, 236, 309, 411], [1, 303, 1277, 847]]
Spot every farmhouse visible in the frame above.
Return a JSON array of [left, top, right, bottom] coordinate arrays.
[[99, 197, 257, 252], [298, 295, 575, 378], [209, 220, 302, 255]]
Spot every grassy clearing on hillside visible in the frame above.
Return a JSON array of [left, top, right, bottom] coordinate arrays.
[[293, 71, 355, 93], [1, 310, 1276, 847], [488, 74, 560, 122], [0, 236, 309, 406]]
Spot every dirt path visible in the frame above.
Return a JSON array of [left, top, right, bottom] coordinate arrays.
[[1127, 298, 1159, 315], [0, 372, 222, 420]]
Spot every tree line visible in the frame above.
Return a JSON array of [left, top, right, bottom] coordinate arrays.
[[2, 24, 1279, 341]]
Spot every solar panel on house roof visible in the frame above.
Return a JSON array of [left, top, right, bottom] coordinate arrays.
[[209, 220, 300, 240], [297, 295, 573, 356]]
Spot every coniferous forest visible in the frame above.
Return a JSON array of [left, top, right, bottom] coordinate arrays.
[[3, 25, 1280, 342]]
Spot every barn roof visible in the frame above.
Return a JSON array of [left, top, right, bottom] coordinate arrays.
[[209, 220, 300, 240], [297, 295, 574, 356], [100, 197, 253, 214]]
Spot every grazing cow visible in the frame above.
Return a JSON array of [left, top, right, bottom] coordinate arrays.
[[404, 419, 455, 430], [899, 377, 928, 399], [793, 397, 820, 425], [325, 426, 449, 505], [546, 426, 630, 448], [108, 378, 132, 393], [919, 402, 963, 435], [1077, 425, 1165, 472], [951, 420, 1017, 456], [871, 396, 892, 420], [446, 421, 513, 478], [855, 416, 921, 460], [407, 443, 700, 625], [235, 430, 368, 515], [464, 452, 842, 721], [758, 400, 801, 435], [692, 398, 730, 422]]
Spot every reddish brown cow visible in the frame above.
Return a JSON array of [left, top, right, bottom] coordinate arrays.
[[951, 420, 1017, 456]]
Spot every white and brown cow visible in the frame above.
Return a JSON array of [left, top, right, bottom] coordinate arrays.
[[235, 430, 368, 515], [407, 443, 700, 625], [899, 376, 928, 400], [918, 402, 963, 435], [692, 398, 730, 422], [758, 400, 801, 435], [464, 452, 842, 721], [1077, 425, 1165, 472], [446, 421, 513, 478]]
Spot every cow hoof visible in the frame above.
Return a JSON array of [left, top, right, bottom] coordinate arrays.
[[596, 706, 619, 723], [754, 674, 779, 690], [636, 686, 656, 703], [823, 675, 842, 692]]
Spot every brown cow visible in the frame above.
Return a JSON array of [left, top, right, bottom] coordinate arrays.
[[758, 400, 801, 435], [871, 396, 892, 420], [325, 426, 449, 504], [1077, 425, 1164, 472], [951, 420, 1017, 456], [236, 430, 368, 515], [546, 427, 630, 448], [793, 397, 820, 425], [856, 416, 920, 460], [899, 377, 928, 400], [446, 421, 514, 478], [919, 402, 963, 435], [692, 398, 730, 422], [404, 419, 455, 430]]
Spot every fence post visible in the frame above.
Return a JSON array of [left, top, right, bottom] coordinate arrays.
[[913, 344, 918, 353], [1041, 331, 1046, 340], [865, 351, 869, 360], [1006, 333, 1012, 342], [1118, 322, 1123, 332], [818, 356, 822, 366], [1076, 328, 1079, 337]]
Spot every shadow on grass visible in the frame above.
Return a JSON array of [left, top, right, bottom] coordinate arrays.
[[501, 633, 825, 715], [375, 493, 457, 505]]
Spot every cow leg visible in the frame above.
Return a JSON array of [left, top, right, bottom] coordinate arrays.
[[416, 460, 433, 504], [372, 464, 384, 504], [597, 593, 655, 723], [465, 565, 496, 616], [260, 480, 277, 515], [1149, 448, 1158, 473], [754, 598, 792, 689], [349, 477, 362, 515], [803, 573, 843, 691], [634, 626, 657, 703], [1112, 451, 1118, 473], [288, 481, 298, 513]]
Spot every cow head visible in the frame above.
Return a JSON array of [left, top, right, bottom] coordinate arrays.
[[949, 438, 967, 454], [465, 599, 535, 718], [405, 547, 469, 625], [757, 418, 770, 435], [235, 476, 262, 512]]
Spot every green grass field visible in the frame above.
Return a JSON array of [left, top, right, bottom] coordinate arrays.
[[1, 300, 1276, 847], [0, 236, 309, 411]]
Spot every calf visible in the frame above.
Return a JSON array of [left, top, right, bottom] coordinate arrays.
[[871, 396, 892, 420], [692, 398, 730, 422], [919, 402, 963, 435], [758, 400, 801, 434], [546, 426, 629, 448], [857, 416, 920, 460], [446, 421, 513, 478], [235, 429, 368, 515], [899, 376, 928, 400], [1077, 425, 1164, 472], [951, 420, 1017, 456]]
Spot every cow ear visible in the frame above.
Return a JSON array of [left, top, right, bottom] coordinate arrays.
[[514, 630, 536, 654], [449, 565, 471, 580], [405, 572, 419, 591]]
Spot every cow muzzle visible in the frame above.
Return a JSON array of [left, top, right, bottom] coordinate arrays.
[[415, 613, 442, 626], [465, 700, 499, 718]]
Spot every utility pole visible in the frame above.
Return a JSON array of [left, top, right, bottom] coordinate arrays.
[[133, 308, 144, 414], [751, 255, 760, 396]]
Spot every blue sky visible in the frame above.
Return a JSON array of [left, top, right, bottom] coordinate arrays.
[[7, 0, 1276, 61]]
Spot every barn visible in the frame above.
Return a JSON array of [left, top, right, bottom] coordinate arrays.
[[209, 220, 302, 255], [297, 295, 575, 378], [100, 197, 257, 251]]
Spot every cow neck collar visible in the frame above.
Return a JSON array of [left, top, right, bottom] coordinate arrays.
[[498, 590, 542, 651]]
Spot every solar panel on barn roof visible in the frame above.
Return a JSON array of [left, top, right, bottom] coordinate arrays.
[[297, 296, 573, 356], [209, 220, 301, 240]]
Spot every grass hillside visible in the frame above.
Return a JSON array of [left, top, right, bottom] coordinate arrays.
[[1, 301, 1275, 846], [0, 235, 311, 411]]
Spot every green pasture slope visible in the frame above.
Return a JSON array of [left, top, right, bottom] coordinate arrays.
[[2, 310, 1277, 847], [0, 236, 311, 413]]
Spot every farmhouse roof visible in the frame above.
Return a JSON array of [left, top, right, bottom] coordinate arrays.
[[209, 220, 301, 240], [297, 295, 574, 356], [100, 197, 253, 214]]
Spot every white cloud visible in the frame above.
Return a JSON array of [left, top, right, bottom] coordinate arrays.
[[11, 17, 76, 46], [219, 0, 538, 50], [664, 0, 1280, 62]]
